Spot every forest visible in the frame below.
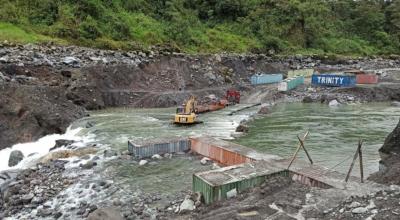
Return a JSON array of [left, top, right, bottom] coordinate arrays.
[[0, 0, 399, 55]]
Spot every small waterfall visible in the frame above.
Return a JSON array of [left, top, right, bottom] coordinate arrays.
[[0, 127, 85, 171]]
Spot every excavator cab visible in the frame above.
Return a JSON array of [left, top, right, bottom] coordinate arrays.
[[176, 106, 185, 114]]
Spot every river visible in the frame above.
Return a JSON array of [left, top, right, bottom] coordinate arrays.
[[1, 102, 399, 219]]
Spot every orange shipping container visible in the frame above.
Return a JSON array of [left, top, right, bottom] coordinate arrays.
[[356, 74, 378, 84], [190, 137, 281, 166], [190, 138, 253, 166]]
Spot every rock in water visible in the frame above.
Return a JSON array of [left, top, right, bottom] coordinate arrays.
[[329, 100, 340, 107], [87, 207, 123, 220], [80, 161, 97, 169], [236, 124, 249, 133], [302, 96, 313, 103], [151, 154, 162, 160], [8, 150, 24, 167], [104, 149, 118, 158], [139, 160, 148, 166], [50, 139, 75, 151], [391, 101, 400, 107], [258, 106, 270, 114], [200, 157, 211, 165]]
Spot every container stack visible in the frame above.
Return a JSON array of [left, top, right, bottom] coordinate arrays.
[[278, 76, 305, 91], [311, 73, 356, 87]]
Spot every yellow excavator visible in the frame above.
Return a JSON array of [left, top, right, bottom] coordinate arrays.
[[174, 96, 200, 125]]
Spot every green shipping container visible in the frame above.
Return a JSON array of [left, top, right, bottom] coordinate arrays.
[[278, 76, 304, 91], [192, 162, 288, 204]]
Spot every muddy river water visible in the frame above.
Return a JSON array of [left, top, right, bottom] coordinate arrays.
[[74, 102, 400, 177], [2, 102, 399, 219]]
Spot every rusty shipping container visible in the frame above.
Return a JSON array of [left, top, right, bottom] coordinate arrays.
[[190, 137, 281, 166], [356, 74, 378, 84]]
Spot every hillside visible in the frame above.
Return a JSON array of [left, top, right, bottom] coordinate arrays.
[[0, 0, 400, 55]]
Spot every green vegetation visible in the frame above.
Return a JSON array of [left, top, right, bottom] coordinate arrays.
[[0, 0, 399, 55]]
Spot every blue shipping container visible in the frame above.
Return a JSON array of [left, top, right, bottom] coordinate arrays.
[[311, 74, 356, 87], [251, 74, 283, 85]]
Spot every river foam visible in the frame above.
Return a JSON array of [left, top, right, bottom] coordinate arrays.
[[0, 127, 88, 172]]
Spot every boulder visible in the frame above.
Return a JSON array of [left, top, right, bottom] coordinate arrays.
[[258, 106, 270, 114], [391, 101, 400, 107], [351, 207, 368, 214], [104, 149, 118, 158], [60, 70, 72, 78], [8, 150, 24, 167], [21, 193, 34, 204], [151, 154, 162, 160], [226, 188, 237, 199], [80, 161, 97, 169], [328, 99, 340, 107], [179, 198, 195, 213], [87, 207, 123, 220], [200, 157, 211, 165], [302, 96, 313, 103], [236, 124, 249, 133], [139, 160, 148, 166], [348, 201, 361, 208], [50, 139, 75, 151], [62, 56, 79, 65]]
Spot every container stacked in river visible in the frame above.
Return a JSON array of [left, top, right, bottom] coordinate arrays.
[[278, 76, 305, 91], [311, 74, 356, 87], [128, 137, 190, 159], [250, 73, 283, 85]]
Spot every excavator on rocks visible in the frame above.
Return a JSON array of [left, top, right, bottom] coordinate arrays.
[[174, 96, 201, 125]]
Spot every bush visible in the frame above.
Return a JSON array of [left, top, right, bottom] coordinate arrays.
[[79, 16, 101, 40]]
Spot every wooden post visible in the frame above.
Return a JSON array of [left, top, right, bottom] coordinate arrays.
[[297, 135, 313, 164], [287, 131, 309, 169], [358, 140, 364, 183], [345, 140, 362, 182]]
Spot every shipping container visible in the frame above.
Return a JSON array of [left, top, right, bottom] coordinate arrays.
[[190, 137, 281, 166], [287, 69, 314, 78], [128, 137, 190, 159], [356, 74, 378, 84], [278, 76, 305, 91], [193, 161, 289, 204], [311, 74, 356, 87], [250, 73, 283, 85]]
